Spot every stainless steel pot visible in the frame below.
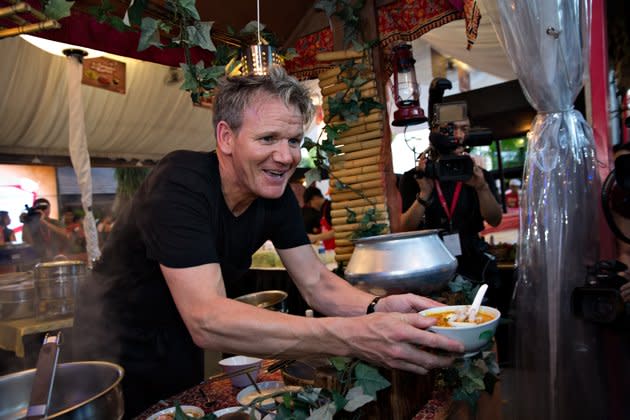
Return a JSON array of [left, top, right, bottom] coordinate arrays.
[[344, 230, 457, 295], [34, 261, 86, 320], [0, 273, 35, 320], [235, 290, 288, 312], [0, 361, 124, 420]]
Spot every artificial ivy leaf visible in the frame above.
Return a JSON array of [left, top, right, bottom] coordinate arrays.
[[302, 137, 318, 151], [359, 97, 384, 115], [138, 17, 163, 51], [109, 16, 131, 32], [346, 208, 357, 224], [305, 168, 322, 186], [186, 21, 216, 52], [352, 39, 364, 52], [126, 0, 148, 26], [314, 0, 337, 17], [343, 386, 375, 412], [44, 0, 74, 20], [329, 356, 351, 371], [331, 390, 347, 412], [240, 20, 264, 36], [179, 62, 201, 91], [354, 363, 390, 397], [334, 180, 347, 191], [176, 0, 200, 21], [283, 47, 299, 61], [306, 402, 335, 420]]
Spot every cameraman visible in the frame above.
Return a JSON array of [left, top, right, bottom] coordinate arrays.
[[397, 117, 502, 292], [21, 198, 70, 260]]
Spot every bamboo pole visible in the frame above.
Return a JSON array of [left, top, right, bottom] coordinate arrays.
[[322, 88, 378, 110], [335, 129, 382, 145], [0, 19, 60, 38], [326, 108, 381, 125], [331, 195, 385, 209], [318, 67, 343, 81], [332, 179, 383, 194], [330, 147, 381, 163], [331, 203, 387, 218], [329, 111, 381, 130], [332, 169, 382, 185], [331, 186, 384, 202], [333, 239, 354, 247], [319, 72, 376, 90], [330, 154, 380, 170], [335, 253, 353, 263], [333, 122, 382, 138], [332, 214, 389, 228], [338, 139, 381, 153], [321, 79, 377, 97], [315, 49, 364, 62], [334, 246, 355, 255]]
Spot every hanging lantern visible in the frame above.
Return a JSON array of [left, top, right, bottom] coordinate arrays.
[[391, 44, 427, 127], [241, 44, 283, 76]]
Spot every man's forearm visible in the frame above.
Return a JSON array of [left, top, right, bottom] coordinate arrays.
[[476, 184, 502, 226]]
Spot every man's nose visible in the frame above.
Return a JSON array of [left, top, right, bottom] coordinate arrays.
[[273, 140, 296, 164]]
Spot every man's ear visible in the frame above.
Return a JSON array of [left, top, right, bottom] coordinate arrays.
[[216, 121, 234, 155]]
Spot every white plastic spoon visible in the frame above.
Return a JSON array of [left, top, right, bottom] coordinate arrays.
[[448, 284, 488, 327]]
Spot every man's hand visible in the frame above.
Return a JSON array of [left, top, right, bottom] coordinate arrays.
[[415, 156, 435, 198], [621, 280, 630, 303], [464, 164, 487, 191], [375, 293, 445, 313]]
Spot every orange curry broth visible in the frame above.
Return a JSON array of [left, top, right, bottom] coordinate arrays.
[[426, 310, 495, 327]]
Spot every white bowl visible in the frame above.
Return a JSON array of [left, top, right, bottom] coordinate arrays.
[[419, 305, 501, 355], [218, 355, 263, 388], [236, 381, 301, 410], [146, 405, 204, 420]]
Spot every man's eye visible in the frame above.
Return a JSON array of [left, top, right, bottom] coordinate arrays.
[[288, 138, 302, 148], [260, 136, 275, 143]]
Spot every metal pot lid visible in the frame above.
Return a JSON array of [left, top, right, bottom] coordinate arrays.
[[351, 229, 442, 245], [0, 271, 33, 286], [34, 260, 86, 278], [0, 280, 35, 301]]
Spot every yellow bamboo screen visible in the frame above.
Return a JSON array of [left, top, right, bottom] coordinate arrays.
[[317, 52, 391, 264]]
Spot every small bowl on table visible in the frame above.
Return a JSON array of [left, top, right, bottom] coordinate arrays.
[[419, 305, 501, 356], [218, 355, 263, 388]]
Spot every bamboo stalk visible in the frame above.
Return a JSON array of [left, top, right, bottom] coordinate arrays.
[[0, 19, 60, 38], [330, 147, 382, 164], [332, 168, 383, 188], [318, 67, 342, 81], [332, 122, 382, 138], [333, 239, 354, 247], [332, 213, 389, 227], [330, 154, 380, 170], [331, 186, 383, 202], [321, 79, 376, 97], [329, 111, 382, 130], [334, 246, 355, 255], [331, 195, 385, 209], [322, 87, 378, 110], [338, 179, 384, 191], [335, 253, 354, 263], [333, 223, 360, 232], [319, 72, 376, 90], [315, 49, 364, 62], [335, 129, 383, 145], [331, 203, 387, 218], [339, 139, 382, 153], [0, 2, 28, 18]]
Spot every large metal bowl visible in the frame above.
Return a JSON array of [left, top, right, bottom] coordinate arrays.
[[344, 230, 457, 295], [0, 361, 124, 419]]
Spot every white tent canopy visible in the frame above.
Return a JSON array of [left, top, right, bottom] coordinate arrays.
[[0, 36, 215, 162]]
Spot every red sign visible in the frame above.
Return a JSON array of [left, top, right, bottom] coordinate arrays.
[[82, 56, 126, 94]]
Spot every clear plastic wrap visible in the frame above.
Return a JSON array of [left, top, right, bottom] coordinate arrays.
[[482, 0, 608, 418]]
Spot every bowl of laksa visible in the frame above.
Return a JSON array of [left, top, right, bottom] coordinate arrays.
[[419, 305, 500, 355]]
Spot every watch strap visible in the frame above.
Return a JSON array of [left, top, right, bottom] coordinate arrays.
[[416, 192, 433, 208]]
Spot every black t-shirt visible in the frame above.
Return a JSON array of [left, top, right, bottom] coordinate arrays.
[[74, 151, 309, 416], [302, 206, 321, 234], [398, 166, 500, 258]]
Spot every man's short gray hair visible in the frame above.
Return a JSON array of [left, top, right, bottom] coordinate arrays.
[[213, 67, 315, 134]]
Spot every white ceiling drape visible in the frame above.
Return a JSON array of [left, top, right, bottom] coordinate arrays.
[[0, 36, 215, 162]]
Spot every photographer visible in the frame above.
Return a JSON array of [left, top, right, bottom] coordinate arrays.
[[21, 198, 70, 260], [397, 112, 502, 292]]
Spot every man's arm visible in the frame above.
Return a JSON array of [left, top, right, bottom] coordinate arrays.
[[465, 166, 502, 227], [162, 250, 464, 374]]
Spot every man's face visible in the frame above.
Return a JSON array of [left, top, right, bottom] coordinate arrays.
[[452, 120, 470, 144], [227, 93, 304, 199]]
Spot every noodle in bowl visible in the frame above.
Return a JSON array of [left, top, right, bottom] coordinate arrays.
[[419, 305, 501, 355]]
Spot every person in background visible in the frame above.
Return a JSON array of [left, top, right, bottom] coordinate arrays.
[[96, 214, 114, 247], [397, 112, 503, 302], [302, 185, 335, 250], [0, 211, 16, 244], [21, 198, 69, 260], [73, 67, 463, 418], [505, 178, 521, 209], [63, 208, 86, 255]]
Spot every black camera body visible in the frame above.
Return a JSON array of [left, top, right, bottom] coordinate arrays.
[[571, 260, 628, 325], [19, 204, 43, 224], [418, 153, 475, 182]]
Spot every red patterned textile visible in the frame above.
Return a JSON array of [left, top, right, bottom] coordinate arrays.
[[464, 0, 482, 50], [284, 28, 335, 81]]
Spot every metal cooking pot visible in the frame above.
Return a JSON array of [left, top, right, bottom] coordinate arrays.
[[234, 290, 288, 312], [34, 260, 86, 320], [0, 361, 124, 420], [344, 230, 457, 295], [0, 272, 35, 320]]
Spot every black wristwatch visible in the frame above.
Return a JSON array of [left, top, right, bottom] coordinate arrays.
[[416, 192, 433, 208], [366, 296, 381, 314]]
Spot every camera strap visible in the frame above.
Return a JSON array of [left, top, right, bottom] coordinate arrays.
[[435, 181, 463, 229]]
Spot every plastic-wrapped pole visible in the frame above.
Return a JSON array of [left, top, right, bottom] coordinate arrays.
[[65, 53, 101, 267]]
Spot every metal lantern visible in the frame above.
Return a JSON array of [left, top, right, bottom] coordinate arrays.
[[391, 44, 427, 126], [241, 44, 283, 76]]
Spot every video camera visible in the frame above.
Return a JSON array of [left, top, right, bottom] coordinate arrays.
[[19, 201, 48, 224], [571, 260, 628, 325], [415, 101, 476, 182]]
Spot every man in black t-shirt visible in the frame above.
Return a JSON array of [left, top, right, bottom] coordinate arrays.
[[73, 68, 464, 418], [398, 118, 502, 288]]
